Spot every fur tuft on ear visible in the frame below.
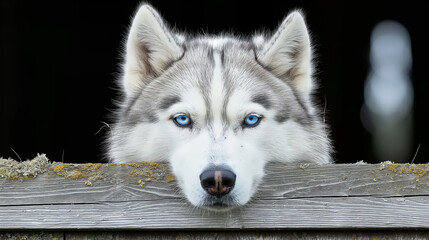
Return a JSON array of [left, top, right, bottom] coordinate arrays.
[[256, 11, 313, 97], [122, 4, 184, 96]]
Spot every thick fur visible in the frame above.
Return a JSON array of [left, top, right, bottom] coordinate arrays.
[[108, 4, 332, 209]]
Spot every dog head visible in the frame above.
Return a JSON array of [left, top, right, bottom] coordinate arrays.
[[109, 4, 331, 210]]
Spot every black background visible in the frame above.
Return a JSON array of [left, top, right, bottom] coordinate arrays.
[[1, 1, 428, 163]]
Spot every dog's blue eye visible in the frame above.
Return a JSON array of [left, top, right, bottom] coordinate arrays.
[[244, 114, 261, 127], [173, 114, 191, 127]]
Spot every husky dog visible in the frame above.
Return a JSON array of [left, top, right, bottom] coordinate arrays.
[[108, 4, 332, 209]]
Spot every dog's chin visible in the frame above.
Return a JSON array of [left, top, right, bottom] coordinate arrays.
[[198, 195, 241, 212], [201, 203, 237, 212]]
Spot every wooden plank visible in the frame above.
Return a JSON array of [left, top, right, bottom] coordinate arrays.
[[0, 232, 64, 240], [64, 231, 429, 240], [1, 231, 429, 240], [1, 196, 429, 230], [1, 161, 428, 205], [1, 160, 429, 230]]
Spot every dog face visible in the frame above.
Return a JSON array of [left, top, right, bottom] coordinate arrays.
[[108, 4, 331, 210]]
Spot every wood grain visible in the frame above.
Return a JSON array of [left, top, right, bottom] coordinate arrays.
[[2, 230, 429, 240], [1, 162, 429, 230]]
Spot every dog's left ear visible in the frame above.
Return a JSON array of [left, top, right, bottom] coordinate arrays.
[[256, 11, 313, 96]]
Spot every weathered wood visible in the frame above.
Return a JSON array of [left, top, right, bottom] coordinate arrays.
[[1, 159, 429, 230], [63, 231, 429, 240], [0, 232, 63, 240], [2, 231, 429, 240], [2, 196, 429, 230]]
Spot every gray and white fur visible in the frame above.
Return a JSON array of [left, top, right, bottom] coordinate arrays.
[[108, 4, 332, 209]]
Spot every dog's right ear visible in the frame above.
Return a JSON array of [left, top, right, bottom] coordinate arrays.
[[122, 4, 184, 96]]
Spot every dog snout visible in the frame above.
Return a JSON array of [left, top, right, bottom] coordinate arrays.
[[199, 168, 236, 197]]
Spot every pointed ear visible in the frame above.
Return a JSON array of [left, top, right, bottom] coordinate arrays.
[[256, 11, 313, 96], [122, 4, 184, 96]]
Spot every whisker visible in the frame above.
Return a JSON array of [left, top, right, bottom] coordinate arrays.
[[10, 147, 22, 162], [323, 95, 328, 138], [411, 143, 421, 164], [94, 121, 111, 135]]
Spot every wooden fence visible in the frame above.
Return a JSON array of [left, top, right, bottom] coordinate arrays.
[[1, 155, 429, 239]]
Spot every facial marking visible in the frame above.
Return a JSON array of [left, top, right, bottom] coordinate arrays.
[[159, 96, 181, 110], [209, 50, 225, 139], [251, 94, 272, 109]]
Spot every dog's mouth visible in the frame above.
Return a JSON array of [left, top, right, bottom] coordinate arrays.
[[200, 195, 239, 211], [201, 203, 237, 212]]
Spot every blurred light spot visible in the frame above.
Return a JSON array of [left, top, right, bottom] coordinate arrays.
[[361, 20, 414, 162]]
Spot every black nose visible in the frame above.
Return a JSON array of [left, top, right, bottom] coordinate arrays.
[[200, 167, 236, 197]]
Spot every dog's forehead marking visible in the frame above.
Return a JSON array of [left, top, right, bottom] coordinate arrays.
[[208, 49, 225, 139], [207, 38, 229, 49], [164, 38, 312, 133]]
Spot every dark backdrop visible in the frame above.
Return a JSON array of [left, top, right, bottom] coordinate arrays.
[[1, 0, 428, 163]]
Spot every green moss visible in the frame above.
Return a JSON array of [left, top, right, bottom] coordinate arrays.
[[51, 162, 104, 185], [166, 174, 176, 182], [0, 154, 50, 180], [380, 161, 429, 182], [125, 161, 176, 184], [0, 154, 175, 185], [77, 163, 102, 171]]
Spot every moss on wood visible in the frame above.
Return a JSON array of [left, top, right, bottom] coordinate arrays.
[[0, 155, 176, 186], [0, 154, 49, 180]]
